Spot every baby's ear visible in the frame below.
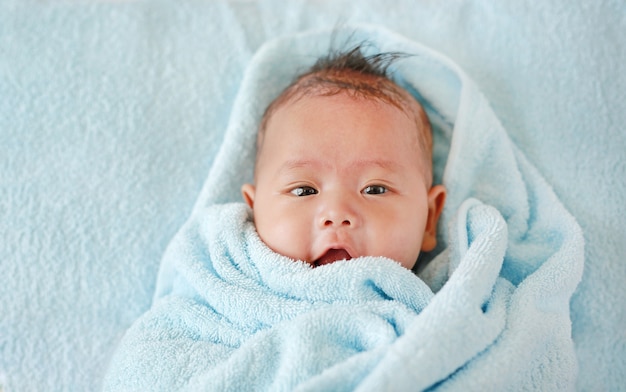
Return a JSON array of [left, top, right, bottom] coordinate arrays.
[[241, 184, 256, 209], [421, 184, 446, 252]]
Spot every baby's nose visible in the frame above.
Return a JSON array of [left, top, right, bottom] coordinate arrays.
[[319, 195, 358, 228]]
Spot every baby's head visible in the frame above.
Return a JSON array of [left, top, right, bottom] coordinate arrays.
[[242, 45, 446, 270]]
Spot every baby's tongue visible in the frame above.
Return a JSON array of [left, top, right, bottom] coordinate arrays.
[[317, 249, 351, 266]]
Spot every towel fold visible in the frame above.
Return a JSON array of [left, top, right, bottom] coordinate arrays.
[[104, 25, 584, 391]]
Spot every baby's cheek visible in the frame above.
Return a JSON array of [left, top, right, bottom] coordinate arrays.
[[385, 216, 424, 267], [260, 217, 308, 261]]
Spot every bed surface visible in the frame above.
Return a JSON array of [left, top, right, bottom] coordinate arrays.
[[1, 1, 624, 390]]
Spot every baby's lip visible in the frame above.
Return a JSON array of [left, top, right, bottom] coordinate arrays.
[[314, 248, 353, 267]]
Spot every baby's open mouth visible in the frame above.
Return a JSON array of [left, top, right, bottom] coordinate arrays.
[[315, 248, 352, 267]]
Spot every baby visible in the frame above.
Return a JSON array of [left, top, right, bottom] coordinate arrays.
[[241, 46, 446, 270]]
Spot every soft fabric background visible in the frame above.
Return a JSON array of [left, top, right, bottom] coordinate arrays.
[[0, 1, 624, 391]]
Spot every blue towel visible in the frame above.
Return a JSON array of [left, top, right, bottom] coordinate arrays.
[[103, 26, 584, 390]]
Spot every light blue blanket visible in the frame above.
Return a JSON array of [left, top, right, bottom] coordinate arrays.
[[103, 27, 584, 390]]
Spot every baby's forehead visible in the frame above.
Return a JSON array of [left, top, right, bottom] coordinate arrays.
[[264, 80, 427, 138], [261, 91, 430, 165], [259, 68, 430, 145]]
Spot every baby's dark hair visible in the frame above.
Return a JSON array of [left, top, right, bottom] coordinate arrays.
[[257, 44, 433, 185]]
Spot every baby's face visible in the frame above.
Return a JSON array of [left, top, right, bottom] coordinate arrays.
[[242, 92, 445, 269]]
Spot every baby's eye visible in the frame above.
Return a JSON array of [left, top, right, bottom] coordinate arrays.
[[363, 185, 387, 195], [290, 186, 318, 197]]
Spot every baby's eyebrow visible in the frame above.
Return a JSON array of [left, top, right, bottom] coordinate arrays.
[[277, 158, 401, 174], [278, 159, 328, 172], [346, 159, 401, 171]]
